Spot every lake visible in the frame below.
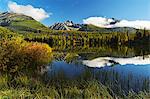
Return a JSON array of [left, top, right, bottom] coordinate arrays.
[[38, 45, 150, 94]]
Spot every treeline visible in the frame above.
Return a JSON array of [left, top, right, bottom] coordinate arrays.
[[23, 29, 150, 46], [23, 28, 150, 57]]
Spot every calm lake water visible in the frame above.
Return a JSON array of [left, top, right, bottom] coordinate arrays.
[[42, 45, 150, 93]]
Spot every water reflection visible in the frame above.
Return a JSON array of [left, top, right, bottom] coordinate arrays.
[[44, 47, 150, 94], [82, 55, 150, 68], [47, 58, 150, 93]]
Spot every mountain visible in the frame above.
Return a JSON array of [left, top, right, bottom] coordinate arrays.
[[0, 12, 48, 33], [49, 20, 138, 33], [79, 18, 137, 33], [0, 12, 141, 33], [79, 24, 137, 33], [49, 20, 82, 31]]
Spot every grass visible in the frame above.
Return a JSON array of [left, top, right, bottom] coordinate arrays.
[[8, 20, 48, 33], [11, 20, 46, 29], [0, 72, 150, 99], [0, 74, 112, 99]]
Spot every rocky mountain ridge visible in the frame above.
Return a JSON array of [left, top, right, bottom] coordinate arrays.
[[0, 12, 33, 26], [49, 20, 83, 31], [49, 19, 137, 33]]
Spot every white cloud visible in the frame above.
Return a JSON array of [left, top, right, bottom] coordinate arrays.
[[82, 55, 150, 68], [8, 1, 50, 21], [83, 17, 150, 30]]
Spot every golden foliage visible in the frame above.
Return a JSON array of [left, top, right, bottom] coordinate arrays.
[[0, 38, 52, 72]]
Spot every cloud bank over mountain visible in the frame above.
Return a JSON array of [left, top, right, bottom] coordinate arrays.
[[83, 17, 150, 30], [8, 1, 50, 21]]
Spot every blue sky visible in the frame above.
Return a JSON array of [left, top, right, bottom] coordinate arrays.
[[0, 0, 150, 26]]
